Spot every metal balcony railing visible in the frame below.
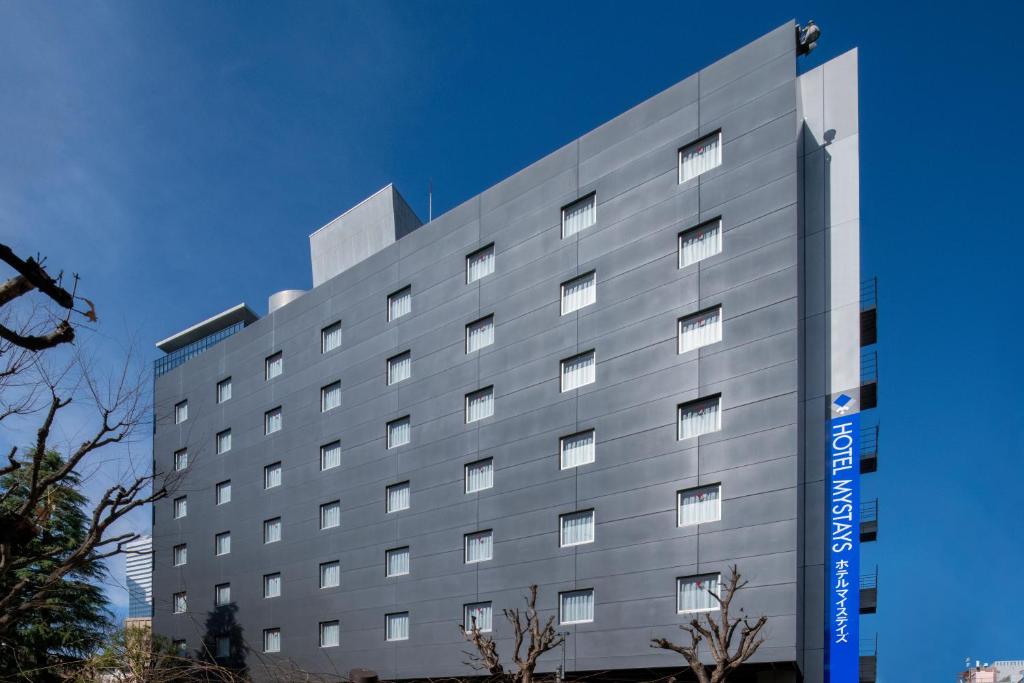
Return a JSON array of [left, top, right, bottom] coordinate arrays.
[[860, 634, 878, 657], [860, 499, 878, 542], [861, 350, 878, 384], [860, 567, 878, 590], [153, 321, 246, 379], [860, 424, 878, 473], [860, 634, 878, 683], [860, 277, 877, 312]]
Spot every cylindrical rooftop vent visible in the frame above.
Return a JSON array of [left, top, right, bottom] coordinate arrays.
[[268, 289, 305, 314]]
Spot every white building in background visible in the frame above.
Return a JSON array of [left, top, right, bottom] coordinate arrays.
[[125, 535, 153, 623]]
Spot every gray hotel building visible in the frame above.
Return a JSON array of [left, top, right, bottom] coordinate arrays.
[[152, 21, 878, 683]]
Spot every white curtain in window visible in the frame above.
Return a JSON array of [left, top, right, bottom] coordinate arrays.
[[388, 353, 411, 384], [465, 531, 493, 563], [679, 132, 722, 183], [677, 574, 720, 613], [216, 584, 230, 605], [560, 430, 595, 469], [320, 621, 339, 647], [678, 396, 721, 439], [386, 613, 409, 641], [215, 637, 230, 658], [263, 629, 280, 652], [561, 272, 596, 314], [264, 519, 281, 543], [217, 430, 231, 454], [216, 482, 231, 505], [320, 562, 340, 588], [266, 353, 283, 379], [217, 379, 232, 403], [387, 483, 410, 513], [321, 502, 340, 529], [216, 533, 230, 555], [465, 459, 493, 493], [467, 246, 495, 283], [464, 602, 493, 632], [174, 497, 187, 518], [679, 307, 723, 353], [322, 382, 341, 411], [322, 322, 342, 353], [560, 589, 594, 624], [466, 388, 494, 423], [561, 352, 596, 391], [264, 574, 281, 597], [265, 408, 282, 434], [174, 545, 187, 566], [321, 442, 341, 470], [679, 220, 722, 268], [678, 484, 721, 526], [560, 510, 595, 546], [466, 317, 494, 353], [173, 592, 187, 613], [562, 195, 596, 238], [175, 401, 188, 424], [388, 418, 410, 448], [174, 449, 187, 471], [387, 548, 409, 576], [265, 463, 282, 488], [389, 288, 412, 321]]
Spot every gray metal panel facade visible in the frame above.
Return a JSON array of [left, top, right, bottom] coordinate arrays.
[[152, 22, 845, 681]]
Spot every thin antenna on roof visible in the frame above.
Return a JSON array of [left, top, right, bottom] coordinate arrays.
[[428, 179, 433, 222]]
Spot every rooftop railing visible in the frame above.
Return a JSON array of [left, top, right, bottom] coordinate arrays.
[[153, 321, 246, 379]]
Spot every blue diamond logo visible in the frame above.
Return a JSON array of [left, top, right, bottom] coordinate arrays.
[[833, 394, 852, 408]]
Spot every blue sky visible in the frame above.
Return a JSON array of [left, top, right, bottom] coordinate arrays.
[[1, 1, 1022, 680]]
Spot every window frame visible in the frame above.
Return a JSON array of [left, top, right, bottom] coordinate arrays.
[[265, 351, 283, 381], [677, 305, 723, 354], [216, 429, 232, 455], [320, 441, 341, 471], [173, 543, 187, 567], [263, 573, 282, 599], [385, 612, 409, 641], [561, 192, 597, 239], [559, 509, 596, 547], [321, 321, 342, 354], [319, 620, 340, 648], [466, 243, 496, 284], [215, 583, 231, 607], [387, 286, 412, 322], [173, 496, 187, 520], [677, 130, 723, 184], [464, 529, 494, 564], [559, 588, 595, 625], [263, 517, 282, 544], [386, 351, 412, 386], [560, 350, 596, 392], [319, 560, 341, 589], [559, 429, 596, 470], [214, 531, 231, 556], [174, 448, 188, 472], [264, 406, 282, 436], [264, 462, 282, 489], [386, 481, 410, 514], [677, 573, 722, 614], [677, 483, 723, 527], [386, 416, 411, 449], [216, 377, 232, 404], [174, 400, 188, 424], [215, 480, 231, 506], [385, 546, 410, 577], [321, 381, 342, 412], [465, 386, 495, 424], [677, 394, 723, 440], [678, 217, 723, 269], [320, 501, 341, 530], [262, 628, 281, 653], [172, 591, 187, 614], [464, 458, 494, 494], [560, 270, 597, 315], [463, 601, 493, 633], [465, 314, 495, 354]]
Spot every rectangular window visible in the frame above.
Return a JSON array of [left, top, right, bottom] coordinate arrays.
[[386, 547, 410, 577], [174, 448, 188, 471], [320, 620, 340, 648], [464, 530, 493, 563], [321, 321, 342, 353], [263, 628, 280, 653], [321, 382, 342, 412], [174, 400, 188, 424], [387, 416, 411, 449], [679, 307, 723, 353], [320, 501, 341, 529], [263, 517, 282, 544], [466, 315, 495, 353], [216, 429, 232, 455], [320, 561, 340, 589], [465, 458, 494, 494], [215, 583, 231, 607], [263, 573, 281, 599], [173, 591, 187, 614], [679, 131, 722, 183], [562, 194, 596, 238], [265, 352, 283, 380], [215, 636, 229, 658], [561, 351, 596, 392], [465, 386, 494, 423], [386, 612, 409, 641], [679, 218, 723, 268], [560, 509, 595, 547], [466, 244, 495, 283], [560, 430, 596, 469], [173, 496, 187, 519], [217, 378, 232, 404], [386, 482, 410, 513], [264, 462, 282, 489], [677, 574, 721, 613], [387, 286, 412, 322], [387, 351, 411, 385], [215, 481, 231, 505], [464, 602, 493, 632], [215, 532, 230, 556], [560, 271, 596, 315], [173, 544, 187, 567], [559, 589, 594, 624], [175, 640, 189, 657], [678, 395, 722, 440], [678, 484, 722, 526], [320, 441, 341, 471], [264, 407, 282, 435]]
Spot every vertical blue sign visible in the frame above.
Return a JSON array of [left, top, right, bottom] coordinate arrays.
[[826, 403, 860, 683]]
